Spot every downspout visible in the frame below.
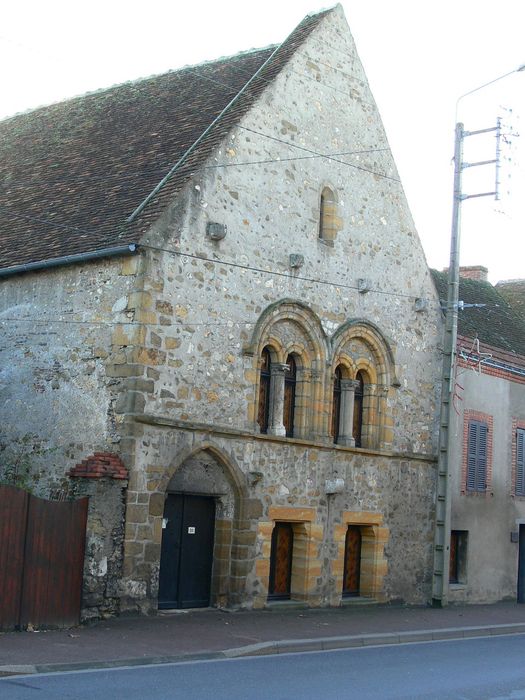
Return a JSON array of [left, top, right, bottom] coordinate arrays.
[[0, 244, 138, 279]]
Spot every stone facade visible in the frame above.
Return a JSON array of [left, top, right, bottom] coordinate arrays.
[[0, 6, 443, 617]]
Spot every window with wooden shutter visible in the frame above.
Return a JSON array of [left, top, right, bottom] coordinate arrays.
[[466, 420, 488, 492], [516, 428, 525, 497]]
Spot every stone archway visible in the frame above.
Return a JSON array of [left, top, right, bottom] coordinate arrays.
[[148, 444, 261, 610], [158, 448, 238, 609]]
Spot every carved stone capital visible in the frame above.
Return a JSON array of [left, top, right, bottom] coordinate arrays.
[[340, 378, 361, 393], [270, 363, 289, 377]]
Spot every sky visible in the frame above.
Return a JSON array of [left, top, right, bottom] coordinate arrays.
[[2, 0, 524, 283]]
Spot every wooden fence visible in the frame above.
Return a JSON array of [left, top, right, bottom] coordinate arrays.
[[0, 484, 88, 631]]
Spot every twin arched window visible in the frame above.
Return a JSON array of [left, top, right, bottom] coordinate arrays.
[[258, 350, 370, 448], [249, 305, 393, 450]]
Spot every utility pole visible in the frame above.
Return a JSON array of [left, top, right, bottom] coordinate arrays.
[[431, 122, 463, 607], [431, 62, 524, 607]]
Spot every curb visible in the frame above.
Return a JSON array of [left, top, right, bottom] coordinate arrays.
[[224, 622, 525, 657], [1, 623, 525, 677]]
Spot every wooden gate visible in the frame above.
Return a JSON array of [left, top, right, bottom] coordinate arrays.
[[0, 485, 88, 631]]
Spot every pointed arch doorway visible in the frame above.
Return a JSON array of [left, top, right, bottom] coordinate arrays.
[[158, 448, 240, 610], [159, 494, 216, 609]]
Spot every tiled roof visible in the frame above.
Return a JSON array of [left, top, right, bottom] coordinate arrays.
[[495, 279, 525, 322], [0, 8, 333, 272], [431, 269, 525, 358]]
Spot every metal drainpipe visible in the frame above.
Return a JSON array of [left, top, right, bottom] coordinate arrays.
[[0, 244, 137, 279]]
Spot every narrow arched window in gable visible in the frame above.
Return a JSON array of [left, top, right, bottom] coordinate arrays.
[[318, 187, 339, 244], [283, 354, 297, 438], [332, 366, 342, 443], [257, 347, 272, 434], [353, 371, 365, 447]]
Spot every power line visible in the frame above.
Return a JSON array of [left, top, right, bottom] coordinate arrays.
[[141, 242, 432, 303], [184, 66, 398, 182], [237, 125, 399, 183], [197, 51, 376, 109], [0, 147, 392, 191], [0, 316, 254, 328], [0, 205, 435, 306]]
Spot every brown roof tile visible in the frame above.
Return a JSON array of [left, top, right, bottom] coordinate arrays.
[[0, 9, 333, 272], [431, 269, 525, 358]]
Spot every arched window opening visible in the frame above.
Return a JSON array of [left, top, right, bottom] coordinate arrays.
[[283, 354, 296, 438], [353, 371, 365, 447], [332, 366, 342, 443], [318, 187, 338, 244], [318, 190, 327, 239], [257, 347, 272, 434]]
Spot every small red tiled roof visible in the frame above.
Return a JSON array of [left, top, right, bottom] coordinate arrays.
[[70, 452, 128, 480], [0, 9, 333, 272]]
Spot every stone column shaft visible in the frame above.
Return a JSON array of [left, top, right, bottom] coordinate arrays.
[[338, 378, 361, 446], [267, 363, 288, 437]]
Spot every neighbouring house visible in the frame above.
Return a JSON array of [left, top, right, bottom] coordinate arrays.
[[432, 266, 525, 603], [0, 5, 443, 620]]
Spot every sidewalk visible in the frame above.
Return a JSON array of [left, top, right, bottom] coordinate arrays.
[[2, 602, 525, 676]]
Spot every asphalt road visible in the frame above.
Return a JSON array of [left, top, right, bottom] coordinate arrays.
[[2, 634, 525, 699]]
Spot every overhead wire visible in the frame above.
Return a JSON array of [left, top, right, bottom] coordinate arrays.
[[0, 25, 498, 321], [140, 242, 436, 303], [0, 204, 440, 307], [0, 147, 393, 192]]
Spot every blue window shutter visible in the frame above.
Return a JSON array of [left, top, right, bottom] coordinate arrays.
[[517, 429, 525, 496], [467, 422, 478, 491], [467, 420, 488, 492], [476, 423, 487, 491]]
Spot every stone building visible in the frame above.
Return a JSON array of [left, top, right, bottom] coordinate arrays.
[[0, 6, 442, 617], [432, 267, 525, 603]]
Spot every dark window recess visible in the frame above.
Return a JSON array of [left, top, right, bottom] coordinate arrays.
[[318, 191, 326, 239], [449, 530, 468, 584], [257, 347, 271, 434], [466, 420, 488, 492], [332, 366, 342, 443], [353, 371, 364, 447], [283, 355, 296, 438], [268, 522, 294, 600], [517, 429, 525, 496]]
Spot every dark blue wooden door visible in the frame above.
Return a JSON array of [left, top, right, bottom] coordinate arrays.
[[158, 494, 215, 609]]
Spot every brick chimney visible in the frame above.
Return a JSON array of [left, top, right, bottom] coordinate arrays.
[[442, 265, 488, 282]]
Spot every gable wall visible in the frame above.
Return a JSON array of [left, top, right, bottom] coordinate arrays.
[[119, 8, 442, 610], [140, 7, 441, 452]]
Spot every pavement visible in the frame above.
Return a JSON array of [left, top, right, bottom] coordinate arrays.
[[2, 601, 525, 677]]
